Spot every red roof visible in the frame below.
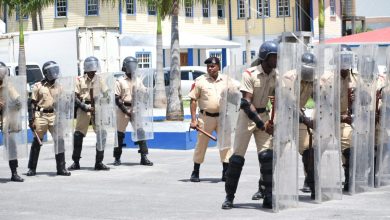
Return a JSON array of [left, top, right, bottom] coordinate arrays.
[[325, 27, 390, 45]]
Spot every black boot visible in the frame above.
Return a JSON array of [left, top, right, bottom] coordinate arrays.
[[68, 131, 84, 170], [190, 163, 200, 182], [252, 178, 264, 200], [303, 149, 315, 199], [137, 141, 153, 166], [95, 150, 110, 170], [259, 150, 273, 209], [9, 160, 24, 182], [342, 148, 351, 192], [222, 155, 245, 210], [222, 162, 229, 181], [302, 176, 311, 193], [27, 138, 41, 176], [113, 132, 125, 166], [56, 153, 71, 176]]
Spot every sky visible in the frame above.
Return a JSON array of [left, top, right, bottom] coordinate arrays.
[[356, 0, 390, 17]]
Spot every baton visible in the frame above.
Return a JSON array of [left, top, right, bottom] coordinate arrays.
[[32, 129, 42, 146], [190, 126, 217, 142]]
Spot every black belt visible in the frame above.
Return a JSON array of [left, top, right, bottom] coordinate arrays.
[[35, 107, 54, 113], [124, 102, 132, 107], [199, 110, 219, 117], [256, 108, 267, 113], [84, 101, 92, 105]]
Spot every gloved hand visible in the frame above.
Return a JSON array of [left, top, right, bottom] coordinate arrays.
[[264, 120, 274, 135]]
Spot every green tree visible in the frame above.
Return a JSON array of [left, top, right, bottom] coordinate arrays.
[[27, 0, 54, 30], [318, 0, 325, 43]]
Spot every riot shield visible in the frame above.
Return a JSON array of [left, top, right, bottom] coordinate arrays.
[[131, 68, 154, 142], [53, 76, 75, 154], [93, 72, 117, 151], [375, 46, 390, 187], [350, 44, 378, 194], [313, 44, 342, 202], [272, 42, 301, 212], [218, 65, 245, 151], [2, 75, 28, 161]]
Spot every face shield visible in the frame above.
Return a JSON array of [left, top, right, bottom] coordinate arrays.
[[44, 63, 60, 81], [123, 61, 138, 76], [360, 56, 376, 80], [301, 63, 315, 82], [84, 59, 100, 73], [340, 51, 354, 70], [0, 66, 8, 80]]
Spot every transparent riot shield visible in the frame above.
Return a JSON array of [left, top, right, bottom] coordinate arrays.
[[2, 75, 28, 161], [53, 76, 75, 154], [272, 42, 301, 212], [131, 68, 154, 142], [375, 46, 390, 187], [93, 72, 117, 151], [350, 44, 378, 194], [313, 44, 342, 202], [218, 65, 245, 151]]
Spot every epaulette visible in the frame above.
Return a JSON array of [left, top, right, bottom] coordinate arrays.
[[190, 82, 196, 91], [244, 67, 257, 76]]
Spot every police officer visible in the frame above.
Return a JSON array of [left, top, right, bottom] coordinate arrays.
[[0, 62, 24, 182], [222, 41, 278, 209], [339, 45, 356, 192], [113, 56, 153, 166], [26, 61, 71, 176], [188, 57, 231, 182], [68, 56, 110, 171], [298, 52, 316, 197]]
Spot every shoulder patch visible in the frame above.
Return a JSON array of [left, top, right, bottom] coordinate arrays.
[[190, 83, 196, 91]]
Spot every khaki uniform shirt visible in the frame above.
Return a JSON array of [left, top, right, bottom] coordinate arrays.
[[31, 80, 58, 109], [75, 74, 96, 102], [340, 74, 356, 114], [300, 81, 313, 108], [240, 65, 276, 108], [188, 73, 226, 113]]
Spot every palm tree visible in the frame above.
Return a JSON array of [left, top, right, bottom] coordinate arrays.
[[27, 0, 55, 31], [0, 0, 30, 76], [318, 0, 324, 43]]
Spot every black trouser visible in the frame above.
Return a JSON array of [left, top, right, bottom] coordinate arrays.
[[9, 159, 18, 173], [72, 131, 84, 163], [259, 150, 273, 200], [302, 148, 315, 193], [28, 138, 42, 170], [225, 155, 245, 200]]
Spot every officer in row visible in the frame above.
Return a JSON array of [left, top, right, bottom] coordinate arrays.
[[222, 41, 278, 209], [113, 56, 153, 166], [188, 57, 231, 182], [68, 57, 111, 171], [0, 62, 24, 182], [27, 61, 71, 176]]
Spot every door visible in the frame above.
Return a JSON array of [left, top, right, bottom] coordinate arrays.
[[180, 53, 188, 66]]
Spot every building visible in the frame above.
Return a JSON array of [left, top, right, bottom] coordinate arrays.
[[3, 0, 343, 68]]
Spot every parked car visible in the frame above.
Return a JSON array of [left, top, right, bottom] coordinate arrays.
[[163, 66, 207, 98], [6, 62, 44, 93]]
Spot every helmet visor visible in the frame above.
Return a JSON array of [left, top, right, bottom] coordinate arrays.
[[340, 52, 354, 70], [44, 64, 60, 81], [84, 59, 100, 72], [124, 61, 138, 74]]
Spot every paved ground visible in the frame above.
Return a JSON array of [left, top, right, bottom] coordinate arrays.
[[1, 133, 390, 220]]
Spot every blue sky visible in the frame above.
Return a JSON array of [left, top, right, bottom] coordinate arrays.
[[356, 0, 390, 17]]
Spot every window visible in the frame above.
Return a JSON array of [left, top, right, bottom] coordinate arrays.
[[136, 52, 152, 68], [126, 0, 136, 15], [55, 0, 67, 17], [238, 0, 250, 19], [202, 0, 210, 18], [181, 71, 190, 80], [148, 4, 156, 15], [86, 0, 99, 16], [185, 0, 193, 17], [217, 0, 225, 18], [192, 71, 204, 80], [209, 51, 222, 61], [257, 0, 269, 18], [277, 0, 289, 17], [242, 51, 256, 64], [330, 0, 336, 16]]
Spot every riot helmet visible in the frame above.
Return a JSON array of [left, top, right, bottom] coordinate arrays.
[[0, 61, 8, 80], [122, 56, 138, 77], [301, 52, 316, 82], [84, 56, 100, 73], [42, 61, 60, 82], [258, 41, 278, 61], [360, 55, 376, 80]]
